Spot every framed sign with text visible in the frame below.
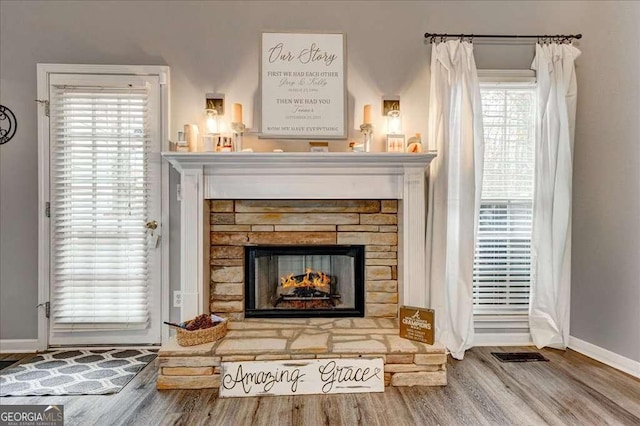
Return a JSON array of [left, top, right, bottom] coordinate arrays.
[[260, 32, 346, 139]]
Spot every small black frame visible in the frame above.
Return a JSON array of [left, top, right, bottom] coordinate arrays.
[[244, 245, 365, 318]]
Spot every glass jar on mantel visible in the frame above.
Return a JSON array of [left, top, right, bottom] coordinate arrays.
[[231, 122, 245, 152], [356, 123, 373, 152]]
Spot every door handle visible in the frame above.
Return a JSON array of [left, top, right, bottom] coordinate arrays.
[[145, 220, 158, 230]]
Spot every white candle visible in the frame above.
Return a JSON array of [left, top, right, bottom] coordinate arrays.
[[363, 104, 372, 125], [233, 103, 243, 124], [184, 124, 199, 152]]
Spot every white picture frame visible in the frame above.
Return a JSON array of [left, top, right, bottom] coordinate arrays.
[[386, 134, 406, 153], [309, 142, 329, 152], [260, 32, 347, 139]]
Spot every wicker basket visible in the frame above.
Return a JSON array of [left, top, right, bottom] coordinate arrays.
[[174, 319, 227, 347]]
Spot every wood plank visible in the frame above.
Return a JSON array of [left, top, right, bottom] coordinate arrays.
[[543, 348, 640, 419], [219, 358, 384, 397]]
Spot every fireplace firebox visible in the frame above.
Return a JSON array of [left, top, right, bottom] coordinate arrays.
[[244, 245, 365, 318]]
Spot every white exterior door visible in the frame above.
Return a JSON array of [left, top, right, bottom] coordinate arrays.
[[45, 72, 163, 345]]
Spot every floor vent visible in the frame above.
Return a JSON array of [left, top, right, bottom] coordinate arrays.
[[491, 352, 549, 363]]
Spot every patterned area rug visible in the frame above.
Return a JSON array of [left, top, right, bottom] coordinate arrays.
[[0, 349, 157, 396], [0, 361, 18, 371]]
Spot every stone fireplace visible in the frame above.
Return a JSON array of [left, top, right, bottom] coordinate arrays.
[[209, 199, 399, 320], [163, 152, 436, 322], [158, 152, 446, 391]]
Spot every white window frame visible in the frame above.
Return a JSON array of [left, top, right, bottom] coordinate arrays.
[[37, 64, 170, 349], [474, 69, 536, 346]]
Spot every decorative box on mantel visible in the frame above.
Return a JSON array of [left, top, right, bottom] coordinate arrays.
[[162, 152, 436, 322]]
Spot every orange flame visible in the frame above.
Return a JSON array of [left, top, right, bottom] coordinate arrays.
[[280, 268, 330, 289]]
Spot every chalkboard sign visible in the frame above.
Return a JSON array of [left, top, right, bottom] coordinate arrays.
[[260, 32, 346, 139]]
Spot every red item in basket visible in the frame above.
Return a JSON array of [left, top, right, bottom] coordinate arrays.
[[184, 314, 215, 331]]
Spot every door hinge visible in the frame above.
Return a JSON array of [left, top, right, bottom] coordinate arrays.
[[35, 99, 50, 117], [45, 201, 51, 218], [37, 302, 50, 318]]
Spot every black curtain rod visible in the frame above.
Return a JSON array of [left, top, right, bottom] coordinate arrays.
[[424, 32, 582, 41]]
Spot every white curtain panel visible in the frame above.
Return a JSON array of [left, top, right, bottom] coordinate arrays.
[[426, 40, 484, 360], [530, 43, 581, 349]]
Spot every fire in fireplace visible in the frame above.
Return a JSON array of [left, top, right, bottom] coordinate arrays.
[[276, 268, 336, 309], [245, 245, 365, 318]]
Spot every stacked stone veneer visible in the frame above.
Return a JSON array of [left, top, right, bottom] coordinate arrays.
[[209, 200, 399, 319], [157, 318, 447, 390]]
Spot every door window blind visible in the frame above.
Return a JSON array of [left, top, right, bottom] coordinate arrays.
[[50, 84, 151, 331], [474, 86, 535, 315]]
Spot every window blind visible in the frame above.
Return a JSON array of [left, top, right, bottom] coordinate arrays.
[[474, 86, 535, 315], [50, 84, 151, 331]]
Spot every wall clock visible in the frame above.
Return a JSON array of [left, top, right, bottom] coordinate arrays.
[[0, 105, 17, 144]]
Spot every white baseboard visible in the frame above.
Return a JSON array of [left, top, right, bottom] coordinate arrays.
[[569, 336, 640, 379], [0, 339, 40, 353], [473, 332, 533, 346]]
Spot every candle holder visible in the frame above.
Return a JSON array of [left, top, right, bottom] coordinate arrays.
[[231, 122, 246, 152], [359, 123, 373, 152]]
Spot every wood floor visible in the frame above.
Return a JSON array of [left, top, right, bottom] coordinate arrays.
[[1, 347, 639, 425]]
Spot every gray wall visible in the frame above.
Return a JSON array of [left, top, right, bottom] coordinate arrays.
[[569, 3, 640, 362], [1, 1, 638, 362]]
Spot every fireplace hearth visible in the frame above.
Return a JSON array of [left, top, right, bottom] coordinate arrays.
[[245, 245, 365, 318]]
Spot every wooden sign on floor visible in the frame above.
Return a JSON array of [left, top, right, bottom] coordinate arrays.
[[219, 358, 384, 398], [399, 305, 435, 344]]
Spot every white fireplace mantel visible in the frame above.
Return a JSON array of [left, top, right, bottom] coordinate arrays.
[[163, 152, 436, 321]]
